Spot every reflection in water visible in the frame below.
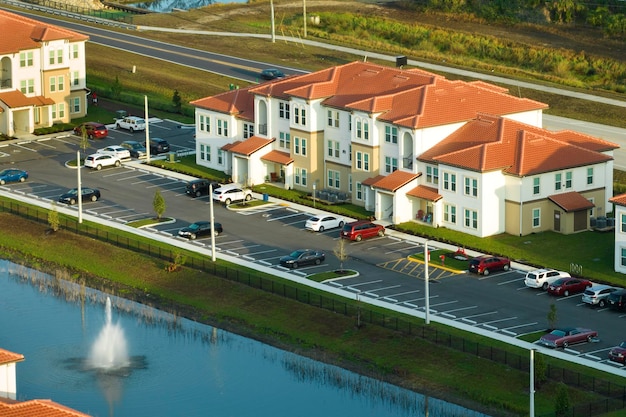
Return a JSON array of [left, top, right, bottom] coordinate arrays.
[[128, 0, 246, 13]]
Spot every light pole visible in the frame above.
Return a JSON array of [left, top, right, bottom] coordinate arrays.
[[77, 150, 83, 224], [209, 183, 216, 262], [145, 95, 151, 163], [424, 240, 430, 324], [530, 349, 536, 417], [313, 182, 316, 208]]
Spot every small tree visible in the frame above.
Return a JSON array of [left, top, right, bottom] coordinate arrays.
[[48, 202, 60, 233], [547, 303, 558, 330], [534, 351, 548, 389], [80, 126, 89, 153], [554, 382, 570, 417], [333, 237, 349, 273], [153, 189, 166, 220], [172, 89, 182, 114], [110, 75, 122, 100]]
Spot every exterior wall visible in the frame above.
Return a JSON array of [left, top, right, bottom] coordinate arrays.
[[614, 205, 626, 274], [0, 362, 17, 400], [194, 108, 237, 173], [502, 109, 543, 127]]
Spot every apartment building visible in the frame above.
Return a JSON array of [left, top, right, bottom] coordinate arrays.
[[0, 10, 89, 137], [191, 61, 617, 237]]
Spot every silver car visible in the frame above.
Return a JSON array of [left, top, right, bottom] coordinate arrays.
[[582, 284, 619, 307]]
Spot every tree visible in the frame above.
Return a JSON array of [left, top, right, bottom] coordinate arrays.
[[554, 382, 570, 417], [172, 89, 182, 114], [547, 303, 558, 330], [47, 202, 60, 233], [333, 237, 349, 272], [79, 125, 89, 154], [153, 189, 166, 220], [534, 351, 548, 388], [110, 75, 122, 100]]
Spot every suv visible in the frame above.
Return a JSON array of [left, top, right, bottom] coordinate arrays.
[[73, 122, 108, 139], [582, 284, 619, 307], [185, 179, 221, 198], [212, 183, 252, 205], [150, 138, 170, 155], [607, 289, 626, 311], [468, 255, 511, 275], [524, 269, 571, 290], [116, 116, 146, 132], [340, 221, 385, 242], [84, 153, 121, 170], [120, 140, 147, 158]]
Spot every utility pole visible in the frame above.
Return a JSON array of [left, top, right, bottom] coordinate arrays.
[[424, 240, 430, 324], [270, 0, 276, 43], [303, 0, 307, 38], [77, 150, 82, 224], [145, 95, 151, 162]]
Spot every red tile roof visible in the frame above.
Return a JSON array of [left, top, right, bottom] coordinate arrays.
[[362, 175, 385, 186], [406, 185, 442, 201], [610, 194, 626, 206], [221, 141, 241, 151], [0, 90, 55, 109], [0, 10, 88, 55], [0, 348, 24, 365], [549, 191, 595, 212], [261, 150, 293, 165], [418, 113, 616, 175], [367, 170, 419, 192], [190, 88, 254, 121], [0, 399, 92, 417], [228, 136, 274, 156]]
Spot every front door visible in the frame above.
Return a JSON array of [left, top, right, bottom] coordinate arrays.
[[553, 210, 561, 232]]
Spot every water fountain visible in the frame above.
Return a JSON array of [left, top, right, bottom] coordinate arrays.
[[88, 297, 130, 370]]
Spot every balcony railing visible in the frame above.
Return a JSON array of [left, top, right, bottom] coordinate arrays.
[[258, 124, 267, 136]]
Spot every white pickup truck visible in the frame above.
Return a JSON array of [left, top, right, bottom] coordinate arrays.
[[116, 116, 146, 132]]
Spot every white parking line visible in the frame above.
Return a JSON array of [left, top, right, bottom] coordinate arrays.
[[498, 322, 538, 332], [218, 239, 244, 245], [478, 317, 518, 326], [12, 143, 38, 152], [363, 285, 403, 298], [458, 311, 498, 320], [283, 219, 307, 226], [266, 212, 305, 222], [344, 280, 384, 290], [224, 244, 261, 251], [146, 180, 182, 188]]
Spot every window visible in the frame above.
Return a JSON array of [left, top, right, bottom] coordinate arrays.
[[57, 76, 64, 92], [199, 115, 209, 132], [72, 44, 79, 59], [621, 247, 626, 267], [426, 166, 439, 185], [200, 144, 206, 160], [217, 149, 223, 165], [217, 119, 228, 136], [532, 208, 540, 228], [20, 52, 33, 67], [295, 167, 307, 186], [49, 50, 55, 65], [57, 103, 65, 118], [56, 49, 63, 64], [206, 145, 211, 162], [327, 110, 339, 128], [243, 123, 254, 139], [279, 102, 290, 119], [385, 126, 398, 144], [384, 156, 397, 173], [444, 204, 456, 224], [327, 140, 339, 158], [49, 76, 57, 93], [356, 152, 369, 171], [71, 71, 80, 86], [349, 174, 352, 193], [294, 137, 307, 156], [464, 209, 478, 229], [443, 172, 456, 192], [555, 173, 562, 191], [20, 79, 34, 94], [533, 177, 540, 195], [356, 120, 362, 139], [364, 121, 369, 140], [348, 114, 352, 131], [328, 170, 340, 189], [621, 214, 626, 233], [588, 198, 595, 217], [71, 97, 80, 113], [587, 167, 594, 185], [465, 177, 478, 197], [363, 153, 369, 171], [349, 144, 352, 161], [356, 182, 363, 200], [355, 118, 369, 140], [293, 105, 306, 126], [279, 132, 290, 149], [565, 171, 572, 188]]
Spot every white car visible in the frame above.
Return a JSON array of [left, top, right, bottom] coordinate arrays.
[[116, 116, 146, 132], [582, 284, 620, 307], [212, 183, 252, 205], [84, 153, 121, 170], [305, 215, 345, 232], [524, 269, 571, 290], [97, 145, 131, 160]]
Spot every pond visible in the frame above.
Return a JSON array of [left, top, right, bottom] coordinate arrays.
[[0, 260, 491, 417], [127, 0, 247, 13]]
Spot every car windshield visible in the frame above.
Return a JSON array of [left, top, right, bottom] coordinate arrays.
[[309, 217, 320, 222], [620, 342, 626, 348], [0, 170, 9, 175], [550, 330, 566, 337], [66, 189, 78, 196], [553, 278, 567, 285], [289, 250, 305, 258], [188, 224, 201, 231]]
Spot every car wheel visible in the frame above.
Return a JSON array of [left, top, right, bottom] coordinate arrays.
[[0, 179, 5, 185], [190, 234, 196, 240], [355, 235, 362, 242], [19, 177, 25, 182], [542, 282, 549, 291], [129, 127, 134, 133], [91, 195, 98, 202], [245, 194, 252, 201], [587, 335, 594, 342], [483, 269, 490, 276], [319, 226, 325, 232], [315, 259, 321, 265], [338, 221, 344, 227], [70, 198, 76, 205], [563, 341, 569, 348], [503, 264, 510, 271], [195, 191, 202, 197], [96, 164, 102, 171], [564, 290, 570, 297], [378, 230, 385, 237], [114, 160, 121, 167], [292, 262, 298, 269], [116, 123, 121, 129], [599, 299, 606, 308], [224, 198, 231, 205]]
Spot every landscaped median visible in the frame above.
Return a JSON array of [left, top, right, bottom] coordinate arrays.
[[409, 247, 470, 274]]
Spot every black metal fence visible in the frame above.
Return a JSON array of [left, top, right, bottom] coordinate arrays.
[[2, 199, 625, 416]]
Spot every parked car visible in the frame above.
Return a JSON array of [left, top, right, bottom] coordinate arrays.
[[279, 249, 325, 269], [608, 341, 626, 364], [547, 277, 592, 296], [120, 140, 147, 158], [581, 284, 619, 307], [607, 289, 626, 311], [468, 255, 511, 276], [73, 122, 108, 139], [185, 179, 221, 198], [212, 183, 252, 205], [524, 269, 571, 290], [150, 138, 170, 155], [97, 145, 131, 160], [58, 187, 101, 205], [116, 116, 146, 132], [0, 168, 28, 185], [178, 221, 223, 240], [84, 153, 121, 170], [305, 215, 344, 232], [260, 68, 285, 80], [538, 327, 598, 348], [340, 220, 385, 242]]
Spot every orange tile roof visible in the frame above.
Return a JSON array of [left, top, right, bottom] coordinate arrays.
[[261, 150, 293, 165], [418, 113, 616, 175], [406, 185, 442, 202], [228, 136, 274, 156], [190, 88, 254, 121], [0, 90, 55, 108], [0, 348, 24, 365], [221, 140, 241, 151], [609, 194, 626, 206], [0, 399, 92, 417], [362, 175, 385, 186], [0, 10, 88, 55], [367, 170, 419, 192], [548, 191, 595, 212]]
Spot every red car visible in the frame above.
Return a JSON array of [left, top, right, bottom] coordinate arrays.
[[468, 255, 511, 276], [73, 122, 108, 139], [538, 327, 598, 348], [608, 341, 626, 364], [547, 277, 592, 296]]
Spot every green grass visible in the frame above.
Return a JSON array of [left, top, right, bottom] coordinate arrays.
[[410, 249, 470, 272]]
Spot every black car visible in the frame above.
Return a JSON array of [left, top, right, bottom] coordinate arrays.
[[58, 187, 101, 205], [178, 221, 223, 240], [150, 138, 171, 155], [185, 179, 221, 198], [607, 289, 626, 311], [120, 140, 147, 158], [279, 249, 325, 269], [260, 68, 285, 80]]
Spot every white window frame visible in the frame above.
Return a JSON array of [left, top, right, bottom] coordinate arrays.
[[533, 177, 540, 195], [587, 167, 594, 185], [385, 126, 398, 144], [532, 208, 540, 228], [327, 110, 339, 128], [279, 132, 290, 150], [443, 172, 456, 192], [384, 156, 397, 173], [444, 204, 456, 224], [464, 208, 478, 230]]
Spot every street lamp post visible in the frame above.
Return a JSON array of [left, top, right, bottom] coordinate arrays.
[[145, 95, 151, 163], [530, 349, 536, 417], [424, 240, 430, 324], [313, 183, 316, 208], [77, 150, 83, 224], [209, 183, 216, 262]]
